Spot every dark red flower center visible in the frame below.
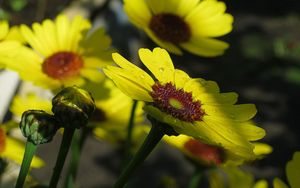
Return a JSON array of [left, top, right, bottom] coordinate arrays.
[[184, 139, 224, 165], [42, 51, 83, 80], [150, 82, 204, 122], [0, 128, 6, 154], [149, 13, 191, 44]]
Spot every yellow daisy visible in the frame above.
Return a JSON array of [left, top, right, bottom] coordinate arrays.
[[0, 126, 44, 168], [104, 47, 265, 160], [3, 14, 113, 90], [164, 134, 272, 166], [124, 0, 233, 57], [84, 79, 148, 147]]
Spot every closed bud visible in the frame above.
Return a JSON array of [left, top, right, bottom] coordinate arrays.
[[52, 86, 95, 129], [20, 110, 60, 145]]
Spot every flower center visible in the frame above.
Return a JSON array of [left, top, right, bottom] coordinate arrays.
[[0, 128, 6, 154], [184, 139, 223, 165], [42, 52, 83, 80], [149, 13, 191, 44], [150, 82, 204, 122]]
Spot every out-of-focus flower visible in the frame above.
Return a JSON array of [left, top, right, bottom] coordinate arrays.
[[10, 93, 52, 118], [2, 14, 113, 90], [86, 79, 148, 147], [104, 47, 265, 160], [209, 167, 268, 188], [164, 135, 272, 166], [0, 126, 44, 168], [124, 0, 233, 57], [274, 151, 300, 188]]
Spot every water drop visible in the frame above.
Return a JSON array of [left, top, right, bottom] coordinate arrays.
[[159, 67, 164, 72], [140, 74, 145, 79]]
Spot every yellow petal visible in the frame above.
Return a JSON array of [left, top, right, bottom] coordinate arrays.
[[2, 137, 44, 168], [144, 28, 183, 55], [253, 180, 269, 188], [184, 78, 220, 95], [196, 92, 238, 105], [273, 178, 289, 188], [138, 48, 175, 83], [286, 152, 300, 188], [174, 69, 190, 89], [203, 104, 257, 122], [146, 0, 179, 14], [180, 36, 229, 57], [104, 68, 153, 102], [239, 122, 266, 141], [253, 143, 273, 156], [124, 0, 152, 28], [80, 68, 105, 83], [176, 0, 200, 17], [0, 21, 9, 40]]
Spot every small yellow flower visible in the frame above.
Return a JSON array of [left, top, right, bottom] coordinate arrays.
[[104, 47, 265, 160], [124, 0, 233, 57], [2, 14, 113, 90], [0, 126, 44, 168]]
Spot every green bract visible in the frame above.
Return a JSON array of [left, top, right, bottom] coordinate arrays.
[[20, 110, 60, 145]]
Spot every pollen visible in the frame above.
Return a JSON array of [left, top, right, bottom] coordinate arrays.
[[42, 51, 83, 80], [150, 82, 204, 122], [149, 13, 191, 44], [184, 139, 223, 165]]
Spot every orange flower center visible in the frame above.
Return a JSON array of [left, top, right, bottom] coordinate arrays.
[[184, 139, 223, 165], [149, 13, 191, 44], [150, 82, 204, 122], [42, 52, 83, 80], [0, 128, 6, 154]]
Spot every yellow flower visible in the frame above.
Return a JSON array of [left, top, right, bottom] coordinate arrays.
[[164, 134, 272, 166], [104, 47, 265, 160], [0, 126, 44, 168], [3, 14, 113, 90], [124, 0, 233, 57], [85, 79, 148, 147]]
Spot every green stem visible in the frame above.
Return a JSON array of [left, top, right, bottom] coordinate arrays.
[[64, 127, 90, 188], [188, 166, 203, 188], [15, 141, 37, 188], [49, 127, 75, 188], [124, 100, 138, 161], [114, 124, 165, 188]]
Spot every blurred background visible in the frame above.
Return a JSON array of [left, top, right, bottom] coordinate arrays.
[[0, 0, 299, 187]]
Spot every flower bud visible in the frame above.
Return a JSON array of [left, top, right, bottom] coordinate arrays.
[[52, 86, 95, 129], [20, 110, 60, 145]]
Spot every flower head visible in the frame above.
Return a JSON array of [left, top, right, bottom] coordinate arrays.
[[104, 47, 265, 160], [52, 86, 95, 129], [2, 14, 112, 90], [124, 0, 233, 56]]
